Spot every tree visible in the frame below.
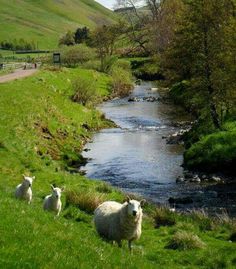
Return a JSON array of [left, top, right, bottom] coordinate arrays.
[[164, 0, 236, 128], [74, 27, 90, 44], [59, 30, 75, 46], [90, 23, 125, 71]]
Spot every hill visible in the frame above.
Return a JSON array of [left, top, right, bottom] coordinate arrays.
[[0, 68, 235, 268], [0, 0, 115, 49]]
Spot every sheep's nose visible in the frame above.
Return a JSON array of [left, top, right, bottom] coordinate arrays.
[[133, 211, 137, 216]]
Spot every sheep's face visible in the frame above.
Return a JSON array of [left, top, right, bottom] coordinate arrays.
[[22, 176, 35, 188], [126, 197, 145, 218], [51, 186, 64, 199]]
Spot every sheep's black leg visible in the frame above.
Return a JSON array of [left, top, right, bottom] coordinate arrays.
[[117, 241, 122, 248]]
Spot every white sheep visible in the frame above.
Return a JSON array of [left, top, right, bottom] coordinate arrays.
[[94, 196, 145, 250], [43, 185, 64, 216], [15, 175, 35, 204]]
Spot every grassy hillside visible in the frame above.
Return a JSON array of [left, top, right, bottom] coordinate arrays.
[[0, 68, 235, 268], [0, 0, 115, 49]]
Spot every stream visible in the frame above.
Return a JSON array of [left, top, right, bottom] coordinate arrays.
[[82, 82, 236, 216]]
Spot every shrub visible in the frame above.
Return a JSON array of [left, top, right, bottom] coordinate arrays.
[[81, 60, 100, 71], [189, 210, 215, 231], [71, 77, 98, 106], [65, 190, 105, 214], [102, 56, 118, 73], [167, 231, 206, 250], [154, 207, 177, 228], [61, 44, 95, 67], [111, 67, 133, 97], [114, 59, 131, 72]]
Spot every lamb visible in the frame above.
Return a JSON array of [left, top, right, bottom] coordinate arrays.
[[43, 185, 64, 216], [15, 175, 35, 204], [94, 196, 145, 250]]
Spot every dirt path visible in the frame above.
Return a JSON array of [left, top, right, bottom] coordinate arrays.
[[0, 69, 38, 83]]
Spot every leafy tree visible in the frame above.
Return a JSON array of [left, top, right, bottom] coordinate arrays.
[[90, 23, 124, 71], [74, 27, 90, 44], [59, 30, 75, 46], [164, 0, 236, 128]]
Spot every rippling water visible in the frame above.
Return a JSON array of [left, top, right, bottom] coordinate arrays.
[[82, 82, 236, 215]]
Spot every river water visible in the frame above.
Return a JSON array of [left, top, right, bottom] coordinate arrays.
[[82, 82, 236, 215]]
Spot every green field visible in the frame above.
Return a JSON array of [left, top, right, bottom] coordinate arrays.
[[0, 0, 115, 49], [0, 68, 235, 268]]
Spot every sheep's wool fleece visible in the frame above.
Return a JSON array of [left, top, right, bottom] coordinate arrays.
[[94, 201, 142, 242]]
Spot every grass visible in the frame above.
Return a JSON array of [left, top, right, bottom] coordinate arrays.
[[0, 0, 115, 49], [184, 121, 236, 173], [0, 67, 236, 268], [167, 231, 206, 250]]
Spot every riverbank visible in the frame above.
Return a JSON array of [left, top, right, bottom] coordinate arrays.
[[0, 68, 236, 268], [168, 79, 236, 176]]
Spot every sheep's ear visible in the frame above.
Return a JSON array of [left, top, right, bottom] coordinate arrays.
[[126, 196, 131, 203], [22, 174, 26, 179], [50, 184, 54, 190], [140, 199, 146, 207], [32, 176, 35, 180]]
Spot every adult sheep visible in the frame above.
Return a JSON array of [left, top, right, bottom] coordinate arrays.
[[94, 196, 145, 250], [15, 175, 35, 204], [43, 185, 64, 216]]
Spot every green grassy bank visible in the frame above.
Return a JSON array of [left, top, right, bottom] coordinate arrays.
[[0, 68, 235, 268], [169, 81, 236, 174]]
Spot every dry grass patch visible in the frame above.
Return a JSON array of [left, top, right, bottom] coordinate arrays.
[[167, 231, 206, 250], [66, 190, 105, 214], [154, 207, 177, 228]]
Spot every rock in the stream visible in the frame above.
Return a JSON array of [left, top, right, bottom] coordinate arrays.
[[207, 191, 218, 198], [143, 96, 159, 102], [169, 196, 194, 204], [128, 97, 140, 102], [166, 132, 182, 144], [190, 175, 201, 183], [176, 176, 185, 183], [211, 176, 223, 183], [151, 87, 158, 91]]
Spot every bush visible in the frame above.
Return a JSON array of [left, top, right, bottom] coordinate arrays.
[[61, 44, 95, 67], [65, 190, 105, 214], [102, 56, 118, 73], [153, 207, 177, 228], [114, 59, 131, 72], [167, 231, 206, 250], [81, 60, 101, 71], [71, 77, 98, 106], [111, 67, 133, 97]]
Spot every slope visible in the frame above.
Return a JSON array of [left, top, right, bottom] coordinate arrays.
[[0, 0, 115, 49]]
